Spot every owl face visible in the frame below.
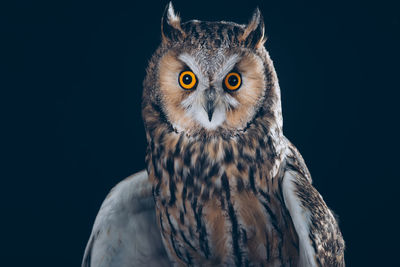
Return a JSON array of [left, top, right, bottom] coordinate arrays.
[[153, 4, 270, 135]]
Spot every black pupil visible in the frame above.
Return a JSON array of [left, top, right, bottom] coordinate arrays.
[[182, 74, 192, 85], [228, 75, 238, 86]]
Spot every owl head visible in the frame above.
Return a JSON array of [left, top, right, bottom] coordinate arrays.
[[143, 2, 282, 138]]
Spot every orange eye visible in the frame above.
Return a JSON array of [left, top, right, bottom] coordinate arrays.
[[179, 71, 197, 90], [224, 72, 242, 91]]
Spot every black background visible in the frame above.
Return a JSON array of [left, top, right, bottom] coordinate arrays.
[[2, 0, 399, 266]]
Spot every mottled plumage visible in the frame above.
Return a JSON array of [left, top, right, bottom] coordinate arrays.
[[83, 3, 344, 266]]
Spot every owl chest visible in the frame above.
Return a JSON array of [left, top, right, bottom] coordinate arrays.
[[150, 156, 299, 266]]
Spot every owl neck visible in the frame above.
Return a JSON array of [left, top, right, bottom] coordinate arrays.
[[143, 98, 286, 196]]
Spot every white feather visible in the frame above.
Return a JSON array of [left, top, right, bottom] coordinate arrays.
[[177, 53, 242, 130], [82, 170, 170, 267], [213, 54, 240, 81], [282, 170, 317, 267], [178, 53, 208, 83], [167, 2, 179, 23]]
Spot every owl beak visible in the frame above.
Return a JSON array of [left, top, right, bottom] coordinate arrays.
[[206, 100, 215, 122], [204, 87, 216, 122]]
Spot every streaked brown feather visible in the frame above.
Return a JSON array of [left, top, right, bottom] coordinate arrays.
[[142, 5, 344, 266]]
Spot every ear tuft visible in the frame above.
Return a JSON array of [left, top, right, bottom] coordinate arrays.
[[161, 2, 185, 44], [167, 2, 179, 24], [239, 8, 266, 49]]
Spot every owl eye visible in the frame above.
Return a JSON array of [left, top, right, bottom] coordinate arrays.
[[224, 72, 242, 91], [179, 71, 197, 90]]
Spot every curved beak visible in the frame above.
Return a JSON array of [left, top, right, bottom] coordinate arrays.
[[204, 87, 216, 122]]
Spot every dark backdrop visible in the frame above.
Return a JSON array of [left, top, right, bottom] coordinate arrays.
[[2, 0, 399, 266]]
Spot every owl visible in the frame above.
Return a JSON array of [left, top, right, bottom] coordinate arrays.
[[82, 3, 345, 267]]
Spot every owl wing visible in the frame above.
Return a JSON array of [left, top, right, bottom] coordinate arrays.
[[82, 170, 170, 267], [282, 144, 345, 267]]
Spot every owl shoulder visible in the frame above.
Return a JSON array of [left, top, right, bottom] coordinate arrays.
[[82, 170, 169, 267], [281, 141, 345, 266]]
